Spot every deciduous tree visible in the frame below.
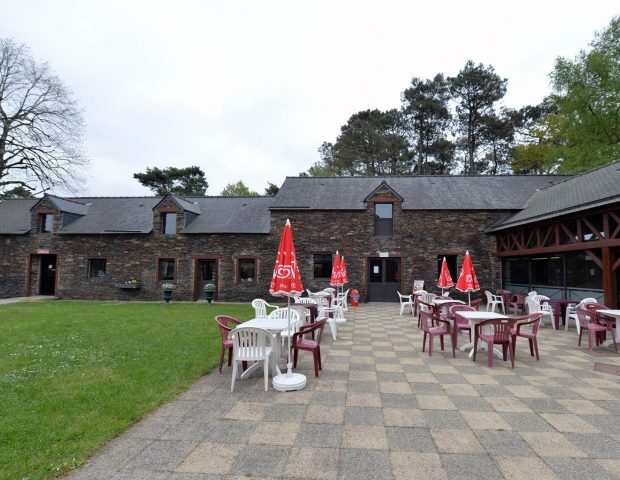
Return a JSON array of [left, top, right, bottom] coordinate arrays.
[[0, 38, 86, 195], [220, 180, 258, 196], [550, 15, 620, 172]]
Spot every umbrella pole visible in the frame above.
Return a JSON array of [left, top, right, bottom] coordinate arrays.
[[468, 291, 471, 306], [272, 294, 307, 392], [286, 296, 292, 375]]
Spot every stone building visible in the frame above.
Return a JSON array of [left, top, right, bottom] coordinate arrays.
[[0, 164, 618, 306]]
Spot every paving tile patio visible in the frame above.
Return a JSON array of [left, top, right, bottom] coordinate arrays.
[[66, 303, 620, 479]]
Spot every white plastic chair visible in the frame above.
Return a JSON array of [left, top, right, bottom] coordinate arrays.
[[268, 307, 301, 346], [312, 295, 337, 340], [251, 298, 278, 318], [229, 327, 274, 392], [294, 297, 317, 325], [337, 289, 350, 311], [565, 298, 597, 332], [397, 291, 414, 315], [526, 297, 555, 329], [421, 292, 437, 305], [485, 290, 504, 313], [527, 291, 538, 298]]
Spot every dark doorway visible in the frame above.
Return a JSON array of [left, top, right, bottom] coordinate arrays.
[[195, 259, 217, 300], [39, 254, 57, 295], [368, 257, 400, 302]]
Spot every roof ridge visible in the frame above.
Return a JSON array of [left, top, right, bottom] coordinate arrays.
[[284, 174, 572, 179], [534, 159, 620, 192]]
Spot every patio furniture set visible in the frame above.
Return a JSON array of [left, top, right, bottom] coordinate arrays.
[[403, 286, 618, 369], [216, 288, 349, 392]]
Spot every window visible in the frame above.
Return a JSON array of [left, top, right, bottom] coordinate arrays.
[[503, 257, 530, 285], [158, 258, 176, 281], [565, 251, 602, 289], [238, 258, 256, 282], [88, 258, 106, 277], [313, 254, 332, 278], [374, 203, 393, 236], [162, 213, 177, 235], [41, 214, 53, 233], [531, 255, 563, 286], [437, 255, 458, 282]]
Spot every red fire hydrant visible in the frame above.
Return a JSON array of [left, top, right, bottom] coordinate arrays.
[[350, 289, 360, 307]]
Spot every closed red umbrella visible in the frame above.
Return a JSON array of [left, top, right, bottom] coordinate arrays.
[[437, 256, 454, 295], [340, 256, 349, 285], [455, 251, 480, 305], [330, 251, 342, 287], [270, 219, 306, 391]]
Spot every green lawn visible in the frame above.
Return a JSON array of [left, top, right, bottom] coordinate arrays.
[[0, 300, 255, 480]]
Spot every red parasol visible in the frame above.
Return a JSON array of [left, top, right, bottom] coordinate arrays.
[[437, 256, 454, 295], [330, 251, 343, 287], [269, 219, 303, 297], [455, 251, 480, 305], [269, 219, 306, 391], [340, 256, 349, 285]]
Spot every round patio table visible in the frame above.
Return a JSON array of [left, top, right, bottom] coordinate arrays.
[[598, 310, 620, 347], [237, 317, 288, 378]]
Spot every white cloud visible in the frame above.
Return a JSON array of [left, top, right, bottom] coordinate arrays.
[[1, 0, 618, 195]]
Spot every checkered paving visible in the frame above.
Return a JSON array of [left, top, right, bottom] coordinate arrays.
[[68, 304, 620, 479]]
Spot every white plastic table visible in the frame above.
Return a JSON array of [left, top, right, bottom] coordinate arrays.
[[236, 317, 288, 378], [432, 298, 466, 319], [598, 310, 620, 347], [455, 311, 508, 359]]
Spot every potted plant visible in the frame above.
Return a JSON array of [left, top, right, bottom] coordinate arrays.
[[162, 283, 174, 303], [203, 283, 216, 304]]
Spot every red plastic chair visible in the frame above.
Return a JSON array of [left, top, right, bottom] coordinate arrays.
[[508, 293, 526, 315], [419, 310, 454, 357], [510, 313, 542, 361], [576, 307, 617, 352], [496, 289, 512, 313], [215, 315, 243, 373], [450, 305, 475, 349], [292, 318, 327, 377], [473, 318, 516, 368], [470, 298, 483, 311], [417, 299, 434, 328]]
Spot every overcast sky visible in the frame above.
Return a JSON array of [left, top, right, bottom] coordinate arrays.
[[1, 1, 618, 197]]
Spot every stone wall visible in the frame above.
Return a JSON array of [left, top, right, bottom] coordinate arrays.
[[0, 200, 506, 302]]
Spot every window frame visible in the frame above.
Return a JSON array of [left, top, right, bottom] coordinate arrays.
[[157, 257, 177, 281], [374, 203, 393, 236], [313, 253, 333, 279], [41, 214, 54, 233], [237, 257, 257, 283], [162, 212, 177, 235], [87, 258, 107, 278]]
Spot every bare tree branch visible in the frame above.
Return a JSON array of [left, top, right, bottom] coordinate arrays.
[[0, 38, 87, 194]]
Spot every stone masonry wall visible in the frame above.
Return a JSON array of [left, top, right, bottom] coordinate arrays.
[[0, 201, 506, 302]]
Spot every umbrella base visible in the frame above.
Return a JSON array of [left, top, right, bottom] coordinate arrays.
[[273, 372, 307, 392]]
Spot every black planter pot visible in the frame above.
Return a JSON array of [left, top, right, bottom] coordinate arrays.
[[163, 290, 173, 303], [205, 290, 214, 304]]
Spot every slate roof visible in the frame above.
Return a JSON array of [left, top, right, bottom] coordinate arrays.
[[181, 197, 274, 234], [59, 197, 159, 234], [0, 198, 38, 234], [271, 175, 568, 210], [487, 161, 620, 232], [0, 195, 275, 234], [46, 195, 90, 215]]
